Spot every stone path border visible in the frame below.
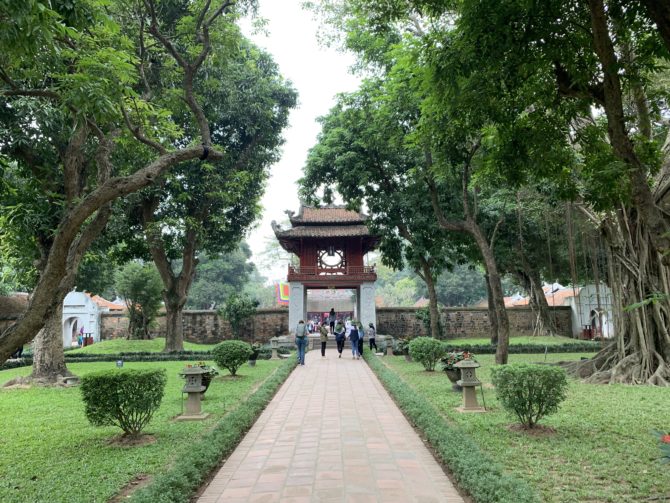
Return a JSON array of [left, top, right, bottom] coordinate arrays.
[[197, 348, 464, 502]]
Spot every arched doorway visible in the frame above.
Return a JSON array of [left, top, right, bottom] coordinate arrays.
[[62, 317, 80, 348]]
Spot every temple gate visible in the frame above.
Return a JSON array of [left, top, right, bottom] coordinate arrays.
[[272, 205, 379, 332]]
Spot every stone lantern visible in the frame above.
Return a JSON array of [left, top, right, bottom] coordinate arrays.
[[177, 366, 210, 421], [385, 337, 394, 356], [454, 359, 485, 413], [270, 337, 279, 360]]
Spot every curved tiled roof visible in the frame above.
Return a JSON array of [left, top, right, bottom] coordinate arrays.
[[275, 224, 371, 238], [289, 205, 366, 225]]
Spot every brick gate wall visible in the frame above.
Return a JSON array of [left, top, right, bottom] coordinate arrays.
[[101, 308, 289, 344], [100, 306, 571, 343], [376, 306, 572, 338]]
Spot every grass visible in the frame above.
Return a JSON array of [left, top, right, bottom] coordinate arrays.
[[0, 359, 283, 503], [382, 353, 670, 502], [66, 338, 217, 354], [445, 335, 594, 346]]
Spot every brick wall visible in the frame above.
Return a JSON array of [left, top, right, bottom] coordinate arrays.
[[101, 308, 289, 344], [377, 306, 572, 338], [101, 306, 571, 343]]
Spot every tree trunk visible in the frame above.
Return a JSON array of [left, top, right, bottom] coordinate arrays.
[[484, 272, 499, 345], [31, 302, 71, 381], [141, 197, 198, 353], [470, 224, 509, 364], [515, 266, 558, 337], [641, 0, 670, 53], [419, 258, 441, 339], [163, 294, 186, 352], [426, 155, 508, 363]]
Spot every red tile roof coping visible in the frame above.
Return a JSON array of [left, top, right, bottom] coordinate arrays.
[[290, 205, 367, 225], [86, 293, 125, 311]]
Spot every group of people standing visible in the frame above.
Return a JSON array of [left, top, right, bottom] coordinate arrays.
[[294, 307, 377, 366]]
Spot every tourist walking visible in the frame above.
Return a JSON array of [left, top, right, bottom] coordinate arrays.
[[355, 321, 365, 357], [367, 323, 378, 351], [319, 322, 329, 357], [295, 320, 308, 366], [328, 308, 336, 334], [334, 320, 346, 358], [349, 322, 360, 359]]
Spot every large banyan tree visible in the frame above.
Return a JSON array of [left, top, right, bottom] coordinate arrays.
[[448, 0, 670, 385]]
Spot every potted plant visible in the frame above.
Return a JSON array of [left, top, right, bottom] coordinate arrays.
[[248, 342, 262, 367], [441, 351, 475, 391], [397, 337, 412, 361]]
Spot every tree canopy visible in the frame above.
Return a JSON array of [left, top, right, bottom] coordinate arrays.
[[0, 0, 261, 363]]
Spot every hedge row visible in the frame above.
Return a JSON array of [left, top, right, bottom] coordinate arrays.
[[364, 352, 540, 503], [129, 357, 297, 503], [443, 342, 599, 354], [0, 348, 294, 371], [66, 350, 212, 358]]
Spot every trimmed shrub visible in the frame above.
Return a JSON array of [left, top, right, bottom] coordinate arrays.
[[80, 368, 167, 437], [211, 340, 253, 376], [491, 363, 568, 428], [408, 337, 447, 371]]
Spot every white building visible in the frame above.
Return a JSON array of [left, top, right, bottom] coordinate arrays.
[[566, 284, 614, 339], [62, 291, 124, 348], [485, 282, 614, 339]]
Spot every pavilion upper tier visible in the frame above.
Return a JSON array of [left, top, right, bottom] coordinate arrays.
[[272, 205, 379, 287]]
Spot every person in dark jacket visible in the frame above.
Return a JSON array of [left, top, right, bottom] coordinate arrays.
[[334, 320, 346, 358], [349, 322, 360, 360], [328, 308, 336, 334], [356, 321, 365, 357]]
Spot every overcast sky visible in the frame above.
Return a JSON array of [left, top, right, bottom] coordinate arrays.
[[239, 1, 361, 281]]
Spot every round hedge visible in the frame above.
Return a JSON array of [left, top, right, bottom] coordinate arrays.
[[408, 337, 447, 371], [80, 368, 167, 437], [211, 340, 253, 376]]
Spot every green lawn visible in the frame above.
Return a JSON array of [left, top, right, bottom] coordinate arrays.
[[382, 353, 670, 502], [445, 335, 595, 346], [66, 337, 217, 354], [0, 359, 282, 503]]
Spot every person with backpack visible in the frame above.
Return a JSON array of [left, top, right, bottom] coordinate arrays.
[[295, 320, 308, 366], [355, 320, 365, 357], [349, 322, 360, 360], [334, 320, 346, 358], [367, 323, 378, 351]]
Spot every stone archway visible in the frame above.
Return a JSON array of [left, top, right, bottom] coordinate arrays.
[[62, 316, 80, 348]]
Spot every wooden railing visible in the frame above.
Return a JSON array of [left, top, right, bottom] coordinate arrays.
[[287, 265, 376, 279]]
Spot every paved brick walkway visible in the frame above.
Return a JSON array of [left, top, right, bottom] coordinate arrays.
[[197, 348, 464, 503]]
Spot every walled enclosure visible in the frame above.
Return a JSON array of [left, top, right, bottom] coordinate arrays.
[[100, 306, 573, 344]]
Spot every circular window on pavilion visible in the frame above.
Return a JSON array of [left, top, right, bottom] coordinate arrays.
[[318, 247, 346, 271]]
